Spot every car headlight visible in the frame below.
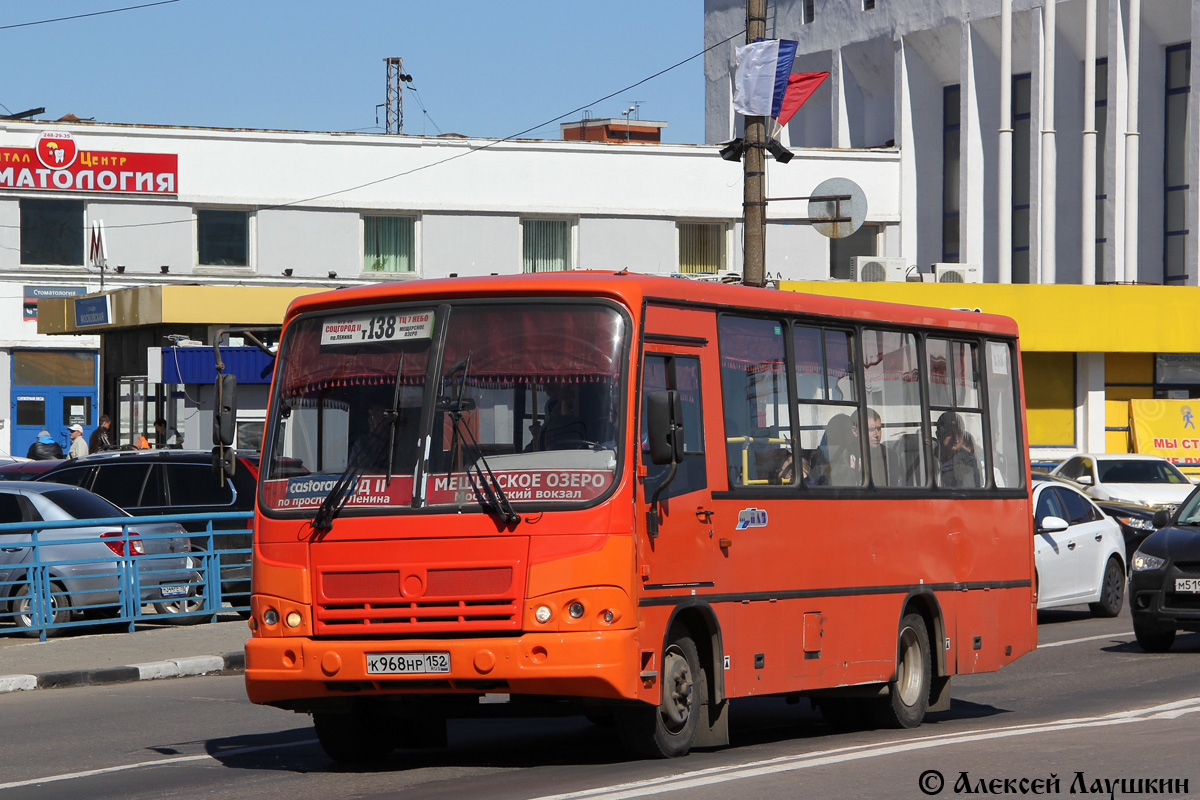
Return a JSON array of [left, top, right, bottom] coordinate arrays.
[[1117, 516, 1156, 531], [1131, 551, 1166, 571]]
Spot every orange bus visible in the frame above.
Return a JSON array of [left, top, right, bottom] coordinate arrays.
[[244, 271, 1036, 763]]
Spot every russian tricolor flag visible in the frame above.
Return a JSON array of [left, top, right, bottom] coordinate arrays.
[[733, 39, 828, 127]]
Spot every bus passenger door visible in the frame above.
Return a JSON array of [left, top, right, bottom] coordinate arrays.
[[639, 339, 713, 590]]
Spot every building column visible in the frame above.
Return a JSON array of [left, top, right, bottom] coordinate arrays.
[[1122, 0, 1141, 283], [998, 0, 1013, 284], [1078, 352, 1108, 452], [1040, 0, 1058, 284], [1081, 0, 1098, 285]]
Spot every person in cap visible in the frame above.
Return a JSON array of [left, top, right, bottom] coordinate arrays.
[[26, 429, 64, 461], [67, 423, 88, 460]]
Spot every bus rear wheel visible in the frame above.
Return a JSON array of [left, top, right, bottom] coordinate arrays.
[[874, 613, 931, 729], [313, 705, 395, 765], [617, 634, 704, 758]]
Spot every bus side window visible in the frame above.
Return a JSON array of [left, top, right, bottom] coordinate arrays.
[[719, 316, 794, 488], [985, 341, 1024, 489], [862, 329, 928, 487]]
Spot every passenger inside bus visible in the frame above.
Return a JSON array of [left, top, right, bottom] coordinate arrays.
[[814, 413, 862, 486], [935, 410, 982, 488]]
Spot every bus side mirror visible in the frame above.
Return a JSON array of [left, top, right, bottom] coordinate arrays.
[[646, 390, 683, 466], [214, 373, 237, 447]]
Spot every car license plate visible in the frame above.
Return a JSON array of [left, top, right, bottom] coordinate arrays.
[[160, 584, 189, 598], [366, 652, 451, 675], [1175, 578, 1200, 593]]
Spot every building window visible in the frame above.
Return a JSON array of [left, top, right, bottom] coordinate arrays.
[[942, 85, 960, 262], [197, 209, 250, 267], [803, 0, 815, 24], [863, 0, 875, 9], [20, 199, 83, 266], [521, 218, 572, 273], [363, 215, 415, 273], [829, 224, 878, 279], [678, 222, 725, 274], [1012, 74, 1032, 283], [1095, 59, 1108, 283], [1165, 44, 1190, 284]]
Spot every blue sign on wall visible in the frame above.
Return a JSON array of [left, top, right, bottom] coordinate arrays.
[[74, 295, 111, 327]]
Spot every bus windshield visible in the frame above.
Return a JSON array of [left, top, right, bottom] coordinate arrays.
[[261, 301, 626, 517]]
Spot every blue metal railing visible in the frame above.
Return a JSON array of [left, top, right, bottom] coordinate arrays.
[[0, 511, 254, 640]]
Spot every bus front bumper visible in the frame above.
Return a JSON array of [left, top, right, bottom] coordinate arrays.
[[244, 628, 641, 707]]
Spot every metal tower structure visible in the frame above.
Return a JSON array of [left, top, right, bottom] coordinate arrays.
[[384, 57, 412, 134]]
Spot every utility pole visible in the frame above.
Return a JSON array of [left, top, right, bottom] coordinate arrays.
[[743, 0, 767, 287]]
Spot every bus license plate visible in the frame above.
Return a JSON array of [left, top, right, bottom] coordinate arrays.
[[366, 652, 451, 675], [1175, 578, 1200, 593]]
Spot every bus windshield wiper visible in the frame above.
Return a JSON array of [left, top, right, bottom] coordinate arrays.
[[439, 352, 519, 526], [310, 354, 408, 537]]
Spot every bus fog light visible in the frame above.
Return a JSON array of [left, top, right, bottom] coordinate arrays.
[[285, 611, 302, 628], [535, 605, 552, 624], [263, 608, 280, 626], [568, 602, 585, 619], [603, 609, 614, 624]]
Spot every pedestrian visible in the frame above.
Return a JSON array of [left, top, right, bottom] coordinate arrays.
[[154, 417, 182, 448], [88, 414, 113, 453], [25, 429, 64, 460], [67, 423, 88, 460]]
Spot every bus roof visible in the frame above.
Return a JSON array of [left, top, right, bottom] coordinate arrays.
[[283, 272, 1020, 338]]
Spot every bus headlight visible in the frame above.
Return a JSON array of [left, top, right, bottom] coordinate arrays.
[[263, 608, 280, 626], [535, 605, 552, 624], [568, 602, 585, 619], [285, 611, 303, 628]]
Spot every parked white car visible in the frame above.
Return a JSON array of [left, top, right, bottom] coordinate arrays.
[[1032, 476, 1126, 616], [1050, 453, 1195, 509]]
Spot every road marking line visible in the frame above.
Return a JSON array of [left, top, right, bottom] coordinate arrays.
[[527, 697, 1200, 800], [0, 738, 318, 792], [1039, 631, 1133, 648]]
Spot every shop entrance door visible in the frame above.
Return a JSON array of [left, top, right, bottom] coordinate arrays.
[[11, 350, 98, 459]]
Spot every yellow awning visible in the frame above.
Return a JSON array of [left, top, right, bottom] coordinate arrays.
[[781, 282, 1200, 353]]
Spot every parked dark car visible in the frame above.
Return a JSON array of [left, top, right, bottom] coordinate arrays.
[[1128, 485, 1200, 652], [0, 459, 64, 481], [1092, 498, 1159, 564], [0, 481, 194, 637], [31, 450, 258, 610]]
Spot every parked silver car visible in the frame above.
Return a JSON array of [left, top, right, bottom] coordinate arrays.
[[0, 482, 195, 637]]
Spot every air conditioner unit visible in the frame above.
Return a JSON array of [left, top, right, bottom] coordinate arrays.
[[851, 256, 908, 282], [933, 263, 982, 283]]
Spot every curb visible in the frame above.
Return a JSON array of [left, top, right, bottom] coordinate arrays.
[[0, 650, 245, 694]]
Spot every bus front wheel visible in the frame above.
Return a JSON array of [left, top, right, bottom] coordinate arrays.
[[875, 613, 931, 729], [617, 634, 704, 758], [313, 706, 395, 765]]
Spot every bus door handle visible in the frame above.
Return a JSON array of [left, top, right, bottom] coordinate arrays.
[[696, 508, 714, 524]]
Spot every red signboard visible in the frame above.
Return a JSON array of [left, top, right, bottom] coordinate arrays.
[[0, 131, 177, 195]]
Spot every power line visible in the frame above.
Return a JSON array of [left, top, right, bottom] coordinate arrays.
[[0, 0, 181, 32], [2, 29, 746, 234]]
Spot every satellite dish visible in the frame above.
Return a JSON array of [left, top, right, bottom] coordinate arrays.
[[808, 177, 867, 239]]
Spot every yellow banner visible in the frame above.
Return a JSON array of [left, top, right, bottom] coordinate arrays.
[[1130, 399, 1200, 471]]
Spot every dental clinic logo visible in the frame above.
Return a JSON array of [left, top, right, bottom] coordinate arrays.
[[1183, 406, 1195, 430], [35, 131, 78, 170], [736, 508, 768, 530]]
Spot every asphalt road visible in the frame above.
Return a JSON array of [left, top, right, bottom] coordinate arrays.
[[1, 606, 1197, 800]]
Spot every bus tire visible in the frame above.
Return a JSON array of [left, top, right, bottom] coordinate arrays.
[[617, 635, 704, 758], [875, 613, 931, 729], [313, 707, 394, 764], [1133, 623, 1176, 653], [1088, 557, 1125, 618]]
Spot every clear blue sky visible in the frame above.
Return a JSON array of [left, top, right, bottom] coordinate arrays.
[[1, 1, 712, 144]]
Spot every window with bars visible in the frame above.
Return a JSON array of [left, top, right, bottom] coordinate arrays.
[[521, 219, 572, 273], [678, 222, 725, 274], [363, 215, 415, 273], [1165, 44, 1191, 284], [803, 0, 815, 24], [20, 199, 84, 266], [942, 85, 961, 263]]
